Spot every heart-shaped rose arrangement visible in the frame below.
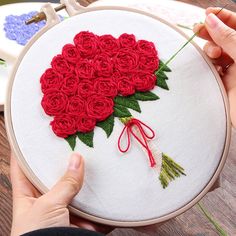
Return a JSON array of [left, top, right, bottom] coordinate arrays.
[[40, 31, 170, 149]]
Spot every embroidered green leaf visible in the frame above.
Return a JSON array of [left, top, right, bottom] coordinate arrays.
[[134, 91, 159, 101], [156, 76, 169, 90], [114, 96, 141, 112], [0, 59, 6, 66], [113, 104, 132, 118], [158, 60, 172, 72], [77, 131, 94, 148], [156, 70, 168, 80], [97, 115, 114, 138], [65, 135, 76, 151]]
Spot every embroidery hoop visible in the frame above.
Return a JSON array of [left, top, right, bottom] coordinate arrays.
[[5, 1, 231, 227]]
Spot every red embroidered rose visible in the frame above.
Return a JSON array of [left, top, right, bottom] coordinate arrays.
[[40, 31, 161, 140], [77, 80, 94, 98], [94, 77, 117, 98], [41, 90, 68, 116], [61, 73, 79, 96], [40, 68, 62, 93], [98, 35, 120, 57], [118, 33, 136, 48], [51, 55, 74, 74], [74, 31, 98, 59], [86, 95, 114, 121], [50, 114, 77, 138], [67, 96, 85, 115], [94, 53, 113, 77], [75, 59, 94, 79], [77, 115, 96, 133], [117, 76, 135, 96], [62, 44, 80, 64], [115, 48, 139, 73], [136, 40, 158, 56], [134, 73, 156, 92], [139, 54, 159, 73]]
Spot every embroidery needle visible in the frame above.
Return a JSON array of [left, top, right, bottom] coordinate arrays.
[[156, 4, 228, 75]]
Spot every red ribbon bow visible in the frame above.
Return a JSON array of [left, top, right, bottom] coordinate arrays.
[[118, 118, 156, 167]]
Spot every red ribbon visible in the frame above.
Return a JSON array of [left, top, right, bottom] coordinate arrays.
[[118, 118, 156, 167]]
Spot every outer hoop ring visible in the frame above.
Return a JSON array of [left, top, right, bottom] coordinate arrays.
[[5, 6, 231, 227]]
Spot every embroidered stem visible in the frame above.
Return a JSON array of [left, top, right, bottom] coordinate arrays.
[[159, 153, 186, 188]]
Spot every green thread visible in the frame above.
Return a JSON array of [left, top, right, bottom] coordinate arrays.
[[77, 131, 94, 148], [134, 91, 159, 101], [65, 134, 76, 151], [114, 96, 141, 113], [197, 203, 228, 236]]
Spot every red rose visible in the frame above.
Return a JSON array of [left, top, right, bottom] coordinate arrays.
[[112, 70, 121, 81], [51, 55, 74, 74], [75, 59, 94, 79], [98, 35, 120, 57], [115, 48, 139, 73], [139, 54, 159, 73], [77, 80, 94, 98], [94, 53, 113, 77], [134, 73, 156, 92], [86, 94, 114, 121], [74, 31, 98, 59], [62, 44, 80, 64], [136, 40, 158, 56], [40, 68, 63, 93], [118, 33, 136, 48], [61, 73, 79, 96], [41, 90, 68, 116], [67, 96, 85, 115], [50, 114, 77, 138], [94, 77, 117, 98], [77, 115, 96, 133], [117, 76, 135, 96]]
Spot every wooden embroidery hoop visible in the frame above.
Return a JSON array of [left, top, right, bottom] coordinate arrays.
[[5, 0, 231, 227]]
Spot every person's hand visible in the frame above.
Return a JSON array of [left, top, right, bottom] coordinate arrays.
[[193, 7, 236, 127], [10, 152, 111, 236]]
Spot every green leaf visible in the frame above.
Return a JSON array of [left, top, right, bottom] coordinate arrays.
[[96, 115, 114, 137], [156, 70, 168, 80], [134, 91, 159, 101], [0, 59, 6, 66], [113, 104, 132, 118], [159, 60, 172, 72], [114, 96, 141, 113], [77, 131, 94, 148], [156, 76, 169, 90], [65, 135, 76, 151]]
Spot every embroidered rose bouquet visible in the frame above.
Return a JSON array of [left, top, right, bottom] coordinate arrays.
[[40, 31, 185, 188]]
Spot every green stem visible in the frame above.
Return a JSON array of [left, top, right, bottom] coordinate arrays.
[[159, 153, 186, 188], [197, 203, 228, 236]]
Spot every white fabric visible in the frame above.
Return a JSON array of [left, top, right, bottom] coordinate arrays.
[[11, 9, 226, 221]]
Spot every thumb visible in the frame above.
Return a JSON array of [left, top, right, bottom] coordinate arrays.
[[205, 13, 236, 61], [41, 153, 84, 206]]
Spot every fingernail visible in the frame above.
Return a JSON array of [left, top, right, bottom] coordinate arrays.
[[68, 153, 81, 170], [206, 13, 218, 28]]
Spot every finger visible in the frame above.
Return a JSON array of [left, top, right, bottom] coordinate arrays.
[[10, 153, 41, 199], [205, 13, 236, 61], [211, 52, 234, 70], [206, 7, 236, 30], [41, 153, 84, 206], [194, 8, 236, 41], [70, 215, 114, 234], [203, 41, 222, 59], [193, 23, 211, 41]]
